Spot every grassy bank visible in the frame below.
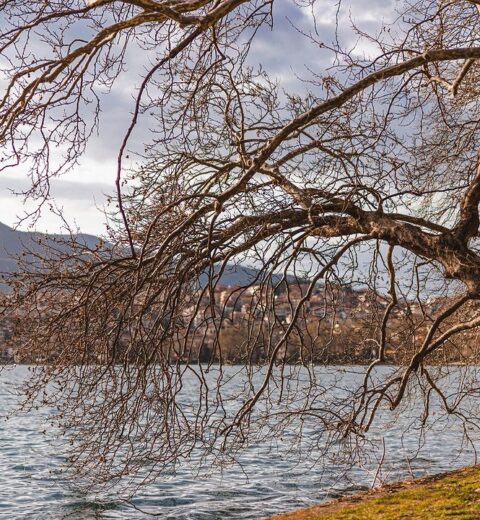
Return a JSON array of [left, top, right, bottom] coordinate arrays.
[[269, 466, 480, 520]]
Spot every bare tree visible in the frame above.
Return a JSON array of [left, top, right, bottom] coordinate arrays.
[[2, 0, 480, 495]]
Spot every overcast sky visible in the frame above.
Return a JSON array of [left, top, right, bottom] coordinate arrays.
[[0, 0, 394, 236]]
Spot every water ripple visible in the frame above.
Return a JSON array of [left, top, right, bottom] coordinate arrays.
[[0, 366, 479, 519]]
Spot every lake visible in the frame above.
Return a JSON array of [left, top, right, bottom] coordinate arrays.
[[0, 365, 479, 519]]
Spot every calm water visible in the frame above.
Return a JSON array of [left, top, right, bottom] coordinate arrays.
[[0, 365, 479, 519]]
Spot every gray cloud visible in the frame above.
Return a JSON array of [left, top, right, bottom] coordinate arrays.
[[250, 0, 396, 86], [84, 0, 398, 164], [0, 175, 113, 202], [0, 0, 398, 234]]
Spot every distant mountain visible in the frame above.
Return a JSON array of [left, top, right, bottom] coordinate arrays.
[[0, 223, 444, 298], [0, 222, 100, 281], [0, 223, 295, 289], [198, 263, 301, 288]]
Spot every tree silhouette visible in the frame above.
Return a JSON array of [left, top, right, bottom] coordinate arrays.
[[2, 0, 480, 491]]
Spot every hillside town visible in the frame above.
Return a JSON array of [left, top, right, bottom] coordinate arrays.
[[0, 281, 477, 365]]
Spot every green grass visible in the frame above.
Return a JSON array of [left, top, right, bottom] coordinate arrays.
[[271, 466, 480, 520]]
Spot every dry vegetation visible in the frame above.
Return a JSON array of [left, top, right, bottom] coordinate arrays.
[[269, 466, 480, 520]]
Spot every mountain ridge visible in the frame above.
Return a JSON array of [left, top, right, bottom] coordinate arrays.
[[0, 223, 287, 288], [0, 222, 100, 277]]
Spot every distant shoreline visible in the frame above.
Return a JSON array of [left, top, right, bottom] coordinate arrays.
[[1, 361, 475, 368]]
